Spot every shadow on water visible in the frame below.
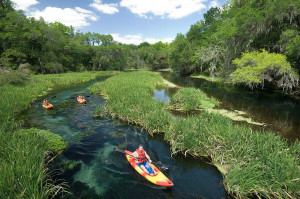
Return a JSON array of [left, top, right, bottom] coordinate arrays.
[[160, 71, 300, 140], [18, 77, 228, 199]]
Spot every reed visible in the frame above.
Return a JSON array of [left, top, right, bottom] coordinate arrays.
[[90, 71, 173, 133], [168, 87, 218, 111], [91, 71, 300, 199], [166, 112, 300, 199], [0, 71, 115, 198]]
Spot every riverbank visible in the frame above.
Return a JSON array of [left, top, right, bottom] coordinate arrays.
[[90, 71, 300, 199], [0, 71, 117, 198]]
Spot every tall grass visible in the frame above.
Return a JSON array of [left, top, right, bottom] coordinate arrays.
[[168, 87, 218, 111], [0, 129, 65, 198], [166, 112, 300, 198], [0, 71, 115, 198], [90, 71, 173, 134], [91, 71, 300, 199]]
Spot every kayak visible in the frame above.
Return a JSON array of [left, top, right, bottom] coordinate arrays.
[[77, 98, 86, 104], [125, 150, 173, 187], [42, 103, 53, 109]]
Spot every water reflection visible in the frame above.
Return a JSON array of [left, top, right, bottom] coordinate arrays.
[[160, 72, 300, 140]]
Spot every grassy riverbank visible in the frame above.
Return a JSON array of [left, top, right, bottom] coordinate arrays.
[[90, 71, 300, 199], [0, 71, 116, 198]]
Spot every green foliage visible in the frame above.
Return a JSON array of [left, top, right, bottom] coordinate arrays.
[[169, 87, 218, 111], [44, 62, 64, 74], [0, 66, 31, 86], [166, 112, 300, 199], [90, 71, 172, 133], [21, 128, 67, 153], [0, 130, 65, 198], [172, 0, 300, 84], [169, 33, 193, 75], [230, 50, 299, 91]]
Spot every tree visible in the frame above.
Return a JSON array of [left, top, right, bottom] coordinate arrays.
[[230, 50, 299, 91]]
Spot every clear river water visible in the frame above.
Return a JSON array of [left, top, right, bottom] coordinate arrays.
[[18, 75, 228, 199]]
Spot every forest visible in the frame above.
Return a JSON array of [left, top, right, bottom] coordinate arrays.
[[1, 0, 299, 91]]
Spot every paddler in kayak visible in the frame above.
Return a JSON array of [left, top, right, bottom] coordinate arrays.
[[131, 144, 158, 176], [42, 99, 49, 106]]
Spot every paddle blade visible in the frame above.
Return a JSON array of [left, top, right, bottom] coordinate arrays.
[[115, 148, 126, 154]]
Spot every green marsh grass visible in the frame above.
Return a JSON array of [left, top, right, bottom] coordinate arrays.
[[90, 71, 173, 134], [0, 129, 65, 198], [0, 71, 115, 198], [166, 112, 300, 199], [169, 87, 218, 111], [91, 71, 300, 199]]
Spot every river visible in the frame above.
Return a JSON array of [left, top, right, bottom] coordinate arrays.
[[18, 76, 227, 199]]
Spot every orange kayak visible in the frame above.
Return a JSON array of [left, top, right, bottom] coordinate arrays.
[[77, 97, 86, 104], [125, 150, 173, 187], [42, 103, 53, 109]]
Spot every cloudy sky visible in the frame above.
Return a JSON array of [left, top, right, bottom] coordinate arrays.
[[11, 0, 228, 44]]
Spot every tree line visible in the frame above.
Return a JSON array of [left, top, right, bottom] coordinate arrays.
[[0, 0, 169, 75], [1, 0, 300, 90]]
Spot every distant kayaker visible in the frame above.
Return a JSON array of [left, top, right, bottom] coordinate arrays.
[[78, 95, 84, 100], [131, 144, 157, 176], [42, 99, 49, 106]]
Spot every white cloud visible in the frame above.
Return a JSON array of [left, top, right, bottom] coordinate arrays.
[[112, 33, 174, 45], [120, 0, 207, 19], [90, 0, 119, 14], [29, 7, 98, 28], [111, 34, 143, 45], [208, 0, 219, 8], [145, 37, 174, 44], [11, 0, 39, 11]]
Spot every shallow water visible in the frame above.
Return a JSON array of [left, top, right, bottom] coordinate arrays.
[[160, 72, 300, 140], [19, 78, 227, 199]]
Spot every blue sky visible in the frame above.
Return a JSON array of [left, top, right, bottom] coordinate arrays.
[[11, 0, 229, 44]]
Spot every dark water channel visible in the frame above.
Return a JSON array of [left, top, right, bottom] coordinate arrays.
[[160, 72, 300, 140], [19, 77, 227, 199]]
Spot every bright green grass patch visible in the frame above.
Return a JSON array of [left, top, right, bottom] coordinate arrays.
[[0, 130, 64, 198], [166, 112, 300, 199], [168, 87, 218, 111], [90, 71, 173, 133], [22, 128, 67, 153]]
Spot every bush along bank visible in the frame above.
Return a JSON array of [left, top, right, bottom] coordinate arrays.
[[90, 71, 300, 199], [0, 71, 116, 198]]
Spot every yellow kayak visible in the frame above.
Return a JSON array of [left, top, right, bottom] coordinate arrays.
[[42, 103, 53, 109], [125, 150, 173, 187]]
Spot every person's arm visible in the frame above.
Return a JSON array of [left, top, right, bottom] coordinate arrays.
[[131, 151, 138, 159], [144, 151, 152, 163]]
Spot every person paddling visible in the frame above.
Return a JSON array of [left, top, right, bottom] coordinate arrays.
[[77, 95, 85, 100], [131, 144, 157, 176], [42, 99, 49, 106]]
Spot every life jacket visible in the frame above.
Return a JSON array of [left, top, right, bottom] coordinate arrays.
[[136, 149, 146, 163]]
